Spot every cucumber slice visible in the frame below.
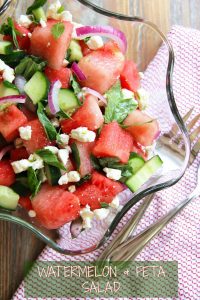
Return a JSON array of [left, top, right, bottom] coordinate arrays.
[[59, 89, 79, 112], [32, 7, 47, 21], [128, 154, 145, 174], [0, 41, 13, 55], [0, 186, 20, 211], [24, 71, 49, 104], [0, 50, 26, 68], [0, 82, 19, 97], [126, 155, 163, 192], [45, 164, 61, 186], [68, 40, 83, 62]]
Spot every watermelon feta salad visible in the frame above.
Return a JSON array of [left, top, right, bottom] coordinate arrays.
[[0, 0, 163, 231]]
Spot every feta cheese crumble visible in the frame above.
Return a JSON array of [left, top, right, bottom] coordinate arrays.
[[46, 0, 72, 22], [58, 173, 69, 185], [51, 117, 59, 127], [68, 185, 76, 193], [44, 146, 59, 154], [28, 154, 44, 171], [58, 134, 70, 146], [109, 195, 120, 209], [28, 210, 37, 218], [86, 36, 104, 50], [70, 127, 96, 143], [11, 160, 32, 174], [94, 208, 110, 220], [58, 149, 70, 166], [19, 126, 32, 141], [103, 168, 122, 181], [18, 15, 32, 28], [136, 88, 149, 110], [0, 59, 15, 82], [122, 88, 135, 100], [80, 205, 94, 229], [40, 19, 47, 28], [68, 171, 81, 183]]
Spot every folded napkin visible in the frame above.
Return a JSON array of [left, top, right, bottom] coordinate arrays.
[[13, 25, 200, 300]]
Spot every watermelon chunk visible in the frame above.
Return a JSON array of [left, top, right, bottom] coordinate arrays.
[[19, 196, 33, 211], [0, 160, 15, 186], [45, 66, 71, 88], [78, 41, 125, 94], [61, 95, 104, 133], [120, 60, 141, 93], [32, 184, 80, 229], [10, 147, 29, 161], [72, 141, 94, 177], [123, 110, 160, 146], [0, 105, 27, 142], [30, 20, 73, 70], [75, 183, 102, 210], [92, 121, 133, 163], [23, 119, 49, 154]]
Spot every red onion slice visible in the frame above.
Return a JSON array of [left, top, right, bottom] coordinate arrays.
[[76, 25, 127, 54], [71, 62, 87, 81], [14, 75, 26, 94], [0, 145, 13, 161], [82, 87, 107, 105], [48, 80, 62, 115], [0, 95, 26, 105]]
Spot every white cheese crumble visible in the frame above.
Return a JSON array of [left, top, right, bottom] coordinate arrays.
[[58, 173, 69, 185], [40, 19, 47, 28], [28, 154, 44, 170], [122, 88, 135, 100], [70, 127, 96, 143], [72, 22, 83, 39], [0, 59, 15, 82], [103, 168, 122, 181], [68, 185, 76, 193], [63, 59, 69, 67], [86, 36, 104, 50], [28, 32, 32, 38], [51, 117, 59, 127], [28, 210, 36, 218], [109, 195, 120, 209], [68, 171, 81, 183], [94, 208, 110, 220], [58, 149, 70, 166], [136, 88, 149, 110], [11, 160, 32, 174], [80, 205, 94, 229], [46, 0, 62, 19], [58, 134, 70, 146], [44, 146, 59, 154], [18, 15, 32, 28], [19, 126, 32, 141]]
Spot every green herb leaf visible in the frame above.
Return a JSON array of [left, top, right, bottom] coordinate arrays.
[[90, 154, 102, 171], [15, 56, 47, 80], [27, 0, 47, 14], [37, 103, 57, 141], [0, 50, 26, 68], [71, 143, 80, 170], [104, 80, 122, 123], [76, 174, 91, 187], [113, 98, 138, 123], [11, 176, 31, 197], [36, 149, 66, 170], [56, 110, 71, 119], [70, 75, 82, 106], [129, 152, 144, 160], [100, 202, 109, 208], [27, 167, 41, 198], [83, 37, 90, 43], [3, 81, 19, 91], [0, 17, 21, 48], [51, 22, 65, 39], [57, 5, 65, 13]]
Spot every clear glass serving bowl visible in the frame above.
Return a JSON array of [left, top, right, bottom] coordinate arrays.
[[0, 0, 190, 255]]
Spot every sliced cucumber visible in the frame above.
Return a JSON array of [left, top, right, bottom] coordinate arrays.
[[0, 81, 19, 97], [59, 89, 79, 112], [32, 7, 47, 21], [45, 164, 61, 186], [0, 186, 20, 211], [0, 50, 26, 68], [126, 155, 163, 192], [24, 71, 49, 104], [128, 154, 145, 175], [0, 41, 13, 55], [68, 40, 83, 62]]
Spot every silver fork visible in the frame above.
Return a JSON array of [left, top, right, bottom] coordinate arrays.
[[99, 109, 200, 261]]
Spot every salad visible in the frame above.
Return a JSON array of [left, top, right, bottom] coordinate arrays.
[[0, 0, 162, 232]]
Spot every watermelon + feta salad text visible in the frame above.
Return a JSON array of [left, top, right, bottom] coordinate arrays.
[[0, 0, 163, 231]]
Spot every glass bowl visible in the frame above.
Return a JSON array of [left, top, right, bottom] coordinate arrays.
[[0, 0, 190, 255]]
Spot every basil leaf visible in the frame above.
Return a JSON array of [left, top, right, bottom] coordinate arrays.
[[15, 56, 47, 80], [113, 98, 138, 123], [90, 154, 101, 171], [104, 81, 122, 123], [71, 143, 80, 170], [70, 75, 82, 106], [27, 0, 47, 14], [0, 17, 21, 48], [51, 22, 65, 39], [76, 174, 91, 187], [36, 149, 66, 171], [27, 167, 41, 198], [0, 50, 26, 68], [57, 6, 65, 13], [3, 81, 19, 91], [11, 177, 31, 197], [100, 202, 109, 208], [37, 103, 57, 141]]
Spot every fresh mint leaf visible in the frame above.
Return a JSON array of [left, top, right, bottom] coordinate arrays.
[[70, 75, 82, 106], [104, 80, 122, 123], [100, 202, 109, 208], [27, 167, 41, 198], [90, 155, 101, 171], [37, 103, 57, 141], [57, 6, 65, 13], [71, 143, 80, 170], [15, 56, 47, 80], [51, 22, 65, 39], [0, 50, 26, 68], [113, 98, 138, 123], [76, 174, 91, 187], [0, 17, 21, 48], [27, 0, 47, 14], [36, 149, 66, 171]]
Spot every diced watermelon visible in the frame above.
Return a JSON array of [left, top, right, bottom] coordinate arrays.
[[23, 119, 49, 154], [45, 66, 71, 88], [78, 41, 125, 94], [123, 110, 160, 146], [3, 22, 31, 51], [0, 160, 15, 186], [19, 196, 33, 211], [120, 60, 140, 93], [61, 95, 104, 133], [79, 40, 93, 56], [19, 106, 37, 121], [132, 141, 148, 160], [72, 141, 94, 177], [32, 184, 80, 229], [75, 183, 102, 210], [66, 158, 75, 172], [92, 121, 133, 163], [30, 20, 73, 70], [0, 105, 27, 142], [10, 147, 29, 161]]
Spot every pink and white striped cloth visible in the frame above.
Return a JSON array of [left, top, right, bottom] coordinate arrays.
[[13, 25, 200, 300]]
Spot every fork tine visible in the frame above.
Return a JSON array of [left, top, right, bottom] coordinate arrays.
[[190, 126, 200, 143], [192, 137, 200, 157], [187, 114, 200, 131], [170, 107, 194, 135]]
